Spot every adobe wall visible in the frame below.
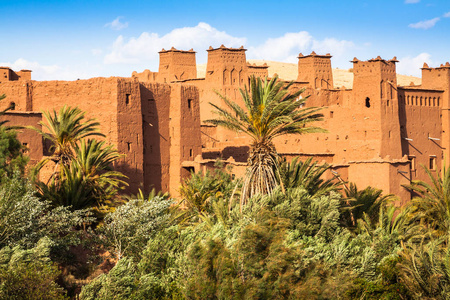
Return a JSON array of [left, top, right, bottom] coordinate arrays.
[[0, 81, 32, 111], [398, 87, 443, 183], [0, 112, 43, 163], [140, 82, 171, 192], [421, 65, 450, 166]]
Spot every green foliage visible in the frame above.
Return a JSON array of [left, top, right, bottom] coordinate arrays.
[[277, 157, 340, 197], [341, 183, 395, 229], [178, 164, 236, 224], [37, 139, 127, 211], [0, 238, 67, 300], [101, 196, 172, 259], [0, 174, 93, 250], [267, 188, 341, 240], [0, 127, 28, 179], [404, 164, 450, 237], [398, 237, 450, 299], [32, 105, 105, 164]]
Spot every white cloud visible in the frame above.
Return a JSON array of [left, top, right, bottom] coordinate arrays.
[[246, 31, 355, 67], [105, 17, 128, 31], [397, 53, 433, 76], [0, 58, 91, 81], [104, 22, 247, 66], [405, 0, 420, 3], [247, 31, 314, 62], [444, 12, 450, 18], [409, 17, 440, 29], [91, 48, 103, 55]]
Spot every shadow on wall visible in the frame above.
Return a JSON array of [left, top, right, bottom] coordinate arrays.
[[203, 146, 249, 163], [140, 85, 164, 193]]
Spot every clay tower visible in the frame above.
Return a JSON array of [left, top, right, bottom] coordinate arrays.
[[297, 52, 333, 89], [205, 45, 248, 87], [158, 47, 197, 83], [352, 56, 402, 159]]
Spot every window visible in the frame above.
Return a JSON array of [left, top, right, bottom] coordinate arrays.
[[365, 97, 370, 108], [189, 148, 193, 157], [429, 156, 437, 170], [330, 111, 334, 118], [9, 102, 15, 110], [125, 94, 130, 105], [188, 99, 192, 110], [22, 143, 28, 153], [127, 142, 131, 151]]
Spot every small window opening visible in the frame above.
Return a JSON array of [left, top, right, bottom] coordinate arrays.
[[189, 148, 193, 157], [9, 102, 15, 110], [125, 94, 130, 105], [188, 99, 192, 110], [387, 100, 390, 107], [330, 111, 334, 118], [365, 97, 371, 108], [22, 143, 28, 153], [127, 142, 131, 151], [430, 156, 437, 170]]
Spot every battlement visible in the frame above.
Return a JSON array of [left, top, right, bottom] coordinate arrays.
[[247, 62, 268, 79], [205, 45, 248, 86], [297, 51, 333, 89], [0, 67, 32, 82], [158, 47, 197, 83], [421, 62, 450, 90]]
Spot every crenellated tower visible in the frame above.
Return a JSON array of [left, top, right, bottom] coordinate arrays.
[[205, 45, 248, 87], [158, 47, 197, 83], [351, 56, 402, 159], [297, 52, 333, 89]]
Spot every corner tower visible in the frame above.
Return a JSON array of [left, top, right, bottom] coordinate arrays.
[[297, 52, 333, 89], [158, 47, 197, 83]]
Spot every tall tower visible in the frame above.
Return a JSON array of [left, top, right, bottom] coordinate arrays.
[[421, 63, 450, 161], [352, 56, 401, 159], [158, 47, 197, 83], [205, 45, 248, 87], [297, 52, 333, 89]]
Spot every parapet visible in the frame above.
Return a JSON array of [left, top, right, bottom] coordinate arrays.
[[0, 67, 32, 82], [297, 51, 333, 89], [159, 47, 196, 54], [206, 45, 246, 52]]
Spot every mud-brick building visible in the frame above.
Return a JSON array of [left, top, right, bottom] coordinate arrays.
[[2, 44, 450, 202], [0, 71, 201, 196], [133, 46, 450, 203]]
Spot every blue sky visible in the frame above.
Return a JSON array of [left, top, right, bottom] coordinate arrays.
[[1, 0, 449, 80]]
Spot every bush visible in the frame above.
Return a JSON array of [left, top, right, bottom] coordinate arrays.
[[0, 238, 67, 300]]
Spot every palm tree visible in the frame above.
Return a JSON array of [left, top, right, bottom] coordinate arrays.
[[205, 75, 325, 206], [404, 164, 450, 237], [36, 139, 127, 210], [31, 105, 105, 165], [341, 183, 396, 228], [277, 157, 340, 198]]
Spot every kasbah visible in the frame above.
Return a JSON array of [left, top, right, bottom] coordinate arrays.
[[1, 45, 446, 203]]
